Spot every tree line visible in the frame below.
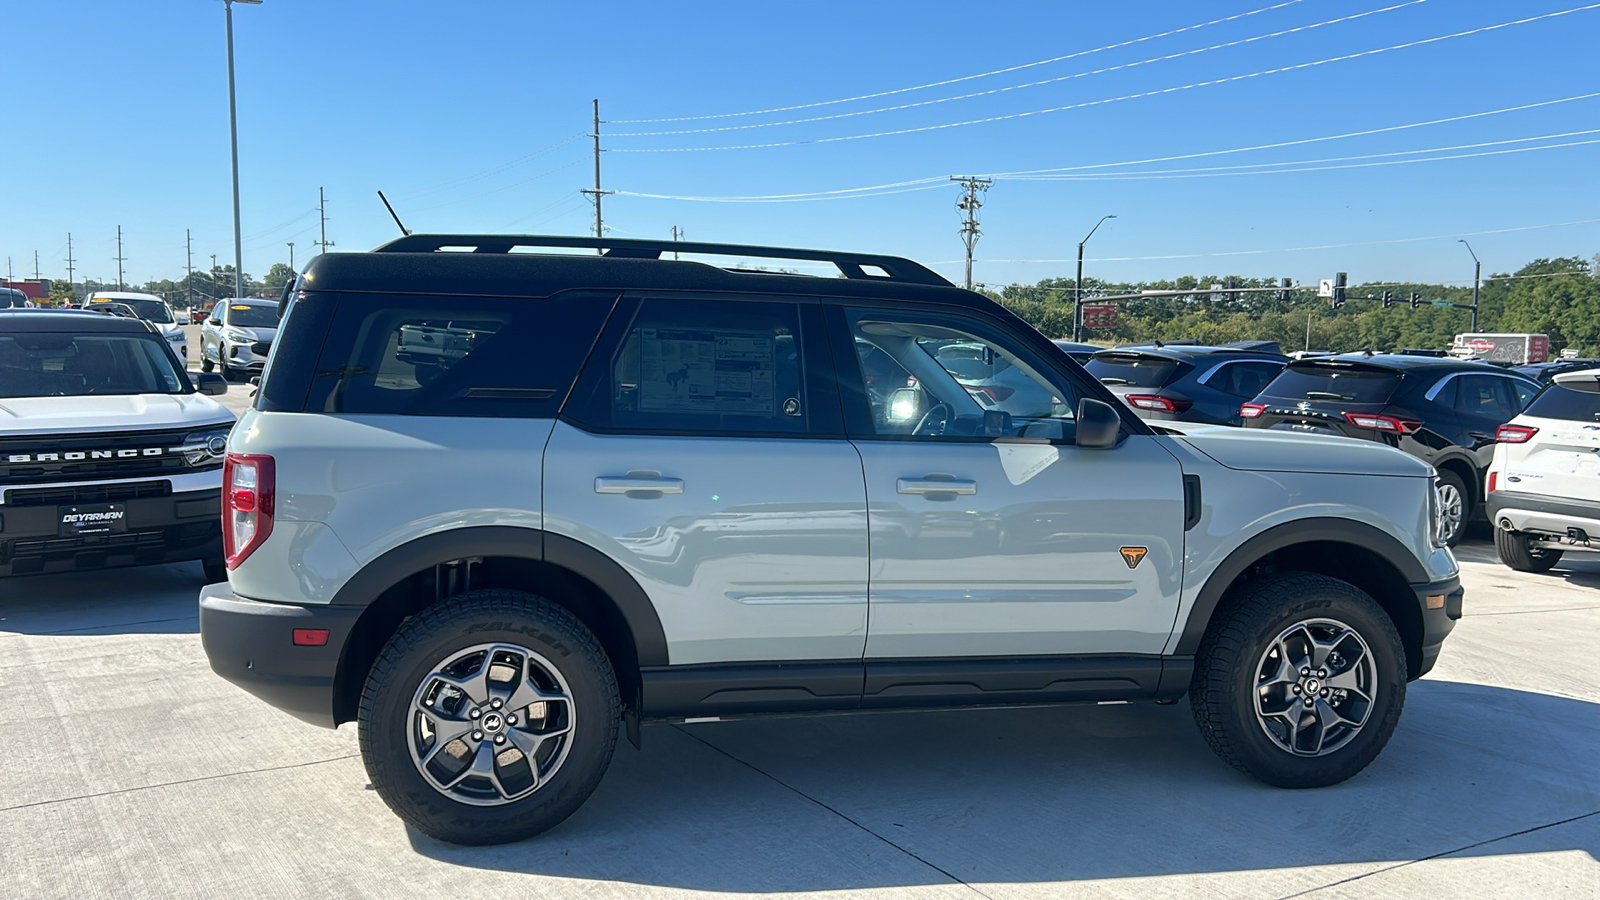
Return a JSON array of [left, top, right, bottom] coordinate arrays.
[[985, 255, 1600, 356]]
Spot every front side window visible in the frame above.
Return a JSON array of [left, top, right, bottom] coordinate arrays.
[[842, 308, 1081, 441], [0, 332, 188, 398], [1454, 374, 1516, 420]]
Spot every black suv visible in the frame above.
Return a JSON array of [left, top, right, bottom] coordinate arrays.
[[1084, 344, 1288, 425], [1241, 353, 1540, 545]]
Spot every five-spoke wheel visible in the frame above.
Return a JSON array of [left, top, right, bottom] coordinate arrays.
[[1253, 619, 1375, 757]]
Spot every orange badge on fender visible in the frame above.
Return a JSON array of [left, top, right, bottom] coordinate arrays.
[[1119, 547, 1148, 569]]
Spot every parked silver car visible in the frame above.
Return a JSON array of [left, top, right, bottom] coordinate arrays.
[[199, 298, 279, 380]]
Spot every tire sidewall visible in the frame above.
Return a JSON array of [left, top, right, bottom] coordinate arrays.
[[360, 596, 618, 844]]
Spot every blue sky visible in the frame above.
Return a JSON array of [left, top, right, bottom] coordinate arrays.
[[3, 0, 1597, 291]]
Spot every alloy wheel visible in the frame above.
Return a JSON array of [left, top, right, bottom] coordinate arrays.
[[1253, 618, 1376, 757]]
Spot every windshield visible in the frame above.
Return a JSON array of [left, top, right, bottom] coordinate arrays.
[[1260, 362, 1402, 404], [227, 303, 279, 328], [1085, 353, 1186, 388], [1524, 378, 1600, 421], [92, 297, 173, 324], [0, 333, 190, 398]]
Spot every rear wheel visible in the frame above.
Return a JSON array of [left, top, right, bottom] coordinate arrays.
[[1495, 527, 1562, 573], [358, 589, 619, 846], [1191, 572, 1406, 788], [1434, 470, 1470, 547]]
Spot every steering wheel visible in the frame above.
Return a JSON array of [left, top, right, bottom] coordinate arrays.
[[913, 403, 953, 436]]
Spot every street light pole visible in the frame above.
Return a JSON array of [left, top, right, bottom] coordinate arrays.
[[1458, 239, 1481, 331], [224, 0, 261, 300], [1074, 214, 1116, 342]]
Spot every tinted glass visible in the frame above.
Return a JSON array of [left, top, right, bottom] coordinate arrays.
[[227, 304, 279, 327], [844, 308, 1081, 441], [1260, 362, 1401, 403], [1524, 379, 1600, 421], [92, 297, 173, 323], [1508, 378, 1539, 411], [303, 292, 614, 417], [1454, 375, 1516, 420], [1207, 360, 1283, 397], [0, 333, 188, 398], [600, 298, 808, 435], [1085, 353, 1185, 388]]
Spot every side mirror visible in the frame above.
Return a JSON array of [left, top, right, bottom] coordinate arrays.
[[195, 372, 229, 396], [1076, 397, 1121, 449], [885, 387, 923, 423]]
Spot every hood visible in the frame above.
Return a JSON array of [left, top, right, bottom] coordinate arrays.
[[157, 322, 184, 338], [231, 325, 277, 342], [0, 394, 235, 436], [1161, 421, 1432, 477]]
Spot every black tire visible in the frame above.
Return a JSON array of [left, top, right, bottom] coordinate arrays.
[[200, 355, 214, 373], [1190, 572, 1407, 788], [1495, 527, 1562, 573], [1434, 469, 1471, 547], [201, 557, 228, 583], [358, 589, 619, 846]]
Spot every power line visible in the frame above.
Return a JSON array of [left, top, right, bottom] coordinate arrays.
[[612, 0, 1425, 137], [611, 4, 1600, 153], [394, 134, 585, 201], [614, 183, 949, 203], [610, 0, 1306, 124], [243, 207, 317, 241], [411, 157, 586, 212]]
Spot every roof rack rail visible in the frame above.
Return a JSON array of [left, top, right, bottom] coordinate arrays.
[[371, 234, 951, 287]]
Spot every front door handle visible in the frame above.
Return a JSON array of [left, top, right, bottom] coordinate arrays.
[[897, 477, 977, 495], [595, 476, 684, 494]]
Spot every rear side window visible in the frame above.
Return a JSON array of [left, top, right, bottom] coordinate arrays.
[[1524, 378, 1600, 421], [299, 292, 615, 417], [1260, 362, 1401, 404], [1204, 360, 1284, 397], [1085, 353, 1187, 388]]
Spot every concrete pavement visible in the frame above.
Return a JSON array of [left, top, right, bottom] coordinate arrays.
[[1, 537, 1595, 899]]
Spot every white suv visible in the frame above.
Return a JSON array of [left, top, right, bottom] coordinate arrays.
[[199, 235, 1462, 846], [1487, 367, 1600, 571]]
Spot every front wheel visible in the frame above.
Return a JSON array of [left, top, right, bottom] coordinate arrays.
[[1495, 527, 1563, 573], [358, 589, 619, 845], [1434, 470, 1470, 547], [200, 355, 214, 373], [1190, 572, 1407, 788]]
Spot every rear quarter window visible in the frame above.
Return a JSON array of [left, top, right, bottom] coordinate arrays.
[[1260, 363, 1401, 404], [1524, 379, 1600, 422], [284, 291, 616, 417]]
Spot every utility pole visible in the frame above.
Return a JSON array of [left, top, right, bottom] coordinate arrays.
[[950, 175, 990, 290], [1458, 239, 1482, 331], [580, 99, 613, 254], [316, 187, 334, 255], [33, 251, 40, 280], [65, 233, 75, 291], [287, 241, 295, 270], [670, 225, 682, 260], [1074, 214, 1116, 342], [210, 254, 219, 298], [185, 230, 195, 311], [115, 225, 126, 289], [223, 0, 259, 304]]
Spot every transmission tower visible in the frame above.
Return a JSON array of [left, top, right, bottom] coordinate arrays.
[[950, 176, 991, 290]]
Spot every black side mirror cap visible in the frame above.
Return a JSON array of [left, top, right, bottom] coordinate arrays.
[[1076, 397, 1122, 449], [195, 372, 229, 396]]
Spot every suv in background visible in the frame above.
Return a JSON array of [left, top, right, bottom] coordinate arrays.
[[0, 310, 232, 578], [1085, 344, 1288, 425], [1486, 367, 1600, 572], [1241, 353, 1540, 545], [199, 298, 280, 381], [200, 235, 1459, 846], [86, 291, 188, 362], [1513, 358, 1600, 384]]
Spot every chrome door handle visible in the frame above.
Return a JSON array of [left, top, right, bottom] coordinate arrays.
[[896, 477, 977, 495], [595, 476, 685, 494]]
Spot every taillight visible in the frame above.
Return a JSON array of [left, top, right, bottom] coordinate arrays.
[[1496, 424, 1538, 443], [223, 452, 275, 569], [1239, 403, 1266, 419], [1487, 471, 1499, 493], [1126, 394, 1191, 413], [1343, 413, 1423, 435]]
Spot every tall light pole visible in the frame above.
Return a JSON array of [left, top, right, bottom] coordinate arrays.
[[287, 242, 294, 270], [1074, 214, 1116, 342], [224, 0, 261, 301], [1457, 239, 1481, 331]]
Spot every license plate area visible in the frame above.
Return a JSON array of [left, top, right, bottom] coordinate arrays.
[[58, 503, 128, 536]]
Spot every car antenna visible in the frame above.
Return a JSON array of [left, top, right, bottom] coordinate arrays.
[[1153, 339, 1164, 348], [377, 190, 412, 236]]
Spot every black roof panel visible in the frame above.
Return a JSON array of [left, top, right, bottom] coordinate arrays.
[[0, 310, 154, 333]]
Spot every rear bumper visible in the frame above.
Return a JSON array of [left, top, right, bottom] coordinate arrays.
[[0, 487, 221, 577], [1414, 575, 1463, 678], [1486, 490, 1600, 536], [199, 584, 364, 728]]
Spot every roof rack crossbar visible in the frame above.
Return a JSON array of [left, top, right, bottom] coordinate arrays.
[[371, 234, 950, 286]]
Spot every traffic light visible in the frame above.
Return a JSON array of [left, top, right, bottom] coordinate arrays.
[[1382, 290, 1394, 309], [1331, 272, 1348, 309], [1278, 277, 1292, 303], [1409, 292, 1422, 309]]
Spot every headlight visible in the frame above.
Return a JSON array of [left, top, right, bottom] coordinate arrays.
[[223, 327, 253, 343], [1429, 476, 1446, 547], [168, 332, 185, 342], [180, 427, 233, 467]]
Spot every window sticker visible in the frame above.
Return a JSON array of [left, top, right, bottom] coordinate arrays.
[[638, 327, 775, 414]]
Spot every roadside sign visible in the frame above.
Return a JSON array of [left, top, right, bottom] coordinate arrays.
[[1082, 304, 1119, 330], [1318, 279, 1334, 298], [1432, 301, 1455, 307]]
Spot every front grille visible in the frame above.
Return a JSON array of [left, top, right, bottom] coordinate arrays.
[[0, 428, 221, 486], [4, 480, 172, 508], [6, 530, 169, 558]]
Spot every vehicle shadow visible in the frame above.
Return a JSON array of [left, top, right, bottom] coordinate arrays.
[[1455, 538, 1600, 591], [0, 561, 205, 636], [410, 680, 1600, 891]]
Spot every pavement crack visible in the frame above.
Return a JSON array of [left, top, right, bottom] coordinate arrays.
[[1277, 808, 1600, 898], [1467, 605, 1600, 618], [0, 754, 358, 814], [672, 725, 994, 899]]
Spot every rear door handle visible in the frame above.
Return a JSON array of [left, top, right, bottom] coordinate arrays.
[[595, 476, 684, 494], [896, 477, 977, 495]]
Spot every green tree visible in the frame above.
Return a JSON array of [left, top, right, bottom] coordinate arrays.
[[261, 262, 297, 297]]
